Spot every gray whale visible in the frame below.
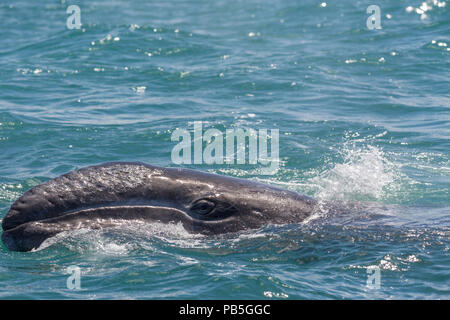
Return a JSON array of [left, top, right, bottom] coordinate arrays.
[[1, 162, 318, 251]]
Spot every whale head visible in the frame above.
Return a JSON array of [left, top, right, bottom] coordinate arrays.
[[2, 162, 317, 251]]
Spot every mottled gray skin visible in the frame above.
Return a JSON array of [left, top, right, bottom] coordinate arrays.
[[2, 162, 317, 252]]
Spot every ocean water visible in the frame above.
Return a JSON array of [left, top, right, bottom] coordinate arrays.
[[0, 0, 449, 299]]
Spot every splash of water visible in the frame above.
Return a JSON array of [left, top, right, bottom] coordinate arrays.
[[310, 143, 400, 202]]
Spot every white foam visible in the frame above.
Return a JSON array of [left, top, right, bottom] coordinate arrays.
[[34, 220, 205, 253]]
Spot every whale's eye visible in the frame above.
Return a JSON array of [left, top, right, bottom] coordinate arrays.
[[191, 199, 215, 215]]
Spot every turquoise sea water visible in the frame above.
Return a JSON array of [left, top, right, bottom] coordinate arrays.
[[0, 0, 449, 299]]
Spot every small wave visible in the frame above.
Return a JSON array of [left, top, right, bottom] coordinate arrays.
[[34, 220, 205, 253]]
